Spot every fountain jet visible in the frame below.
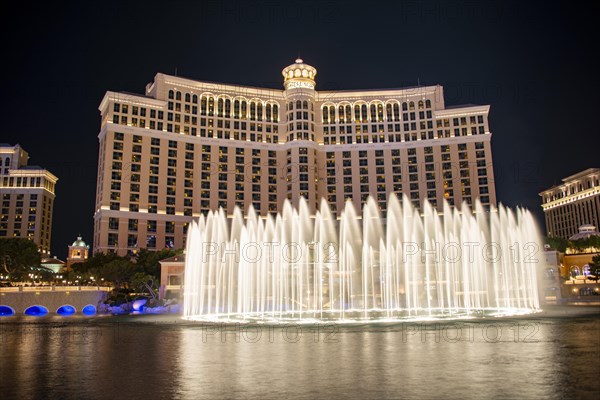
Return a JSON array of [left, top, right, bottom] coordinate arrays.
[[183, 194, 541, 322]]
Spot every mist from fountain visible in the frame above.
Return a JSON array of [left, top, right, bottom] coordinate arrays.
[[183, 194, 541, 322]]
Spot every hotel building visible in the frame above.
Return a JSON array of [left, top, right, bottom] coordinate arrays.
[[94, 59, 496, 255], [0, 144, 58, 254], [540, 168, 600, 239]]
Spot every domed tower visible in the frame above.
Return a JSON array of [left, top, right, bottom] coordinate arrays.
[[282, 59, 319, 212], [66, 235, 89, 269]]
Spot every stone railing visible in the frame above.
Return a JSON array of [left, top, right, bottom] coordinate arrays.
[[0, 286, 112, 293], [563, 276, 599, 285]]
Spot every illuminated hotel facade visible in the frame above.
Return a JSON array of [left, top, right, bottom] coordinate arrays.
[[94, 59, 496, 255], [0, 144, 58, 254], [539, 168, 600, 239]]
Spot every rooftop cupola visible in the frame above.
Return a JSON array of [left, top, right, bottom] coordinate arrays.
[[282, 59, 317, 90]]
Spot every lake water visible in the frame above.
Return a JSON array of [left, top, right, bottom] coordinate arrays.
[[1, 307, 599, 399]]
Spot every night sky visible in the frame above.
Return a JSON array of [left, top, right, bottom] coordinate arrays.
[[2, 1, 597, 258]]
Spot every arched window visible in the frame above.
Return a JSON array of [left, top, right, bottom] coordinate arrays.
[[370, 104, 377, 121], [225, 99, 231, 117], [377, 104, 383, 122], [322, 106, 329, 124], [241, 101, 247, 119], [409, 101, 415, 110], [425, 99, 431, 108], [583, 264, 591, 276], [329, 106, 335, 123], [418, 100, 424, 109], [361, 104, 368, 122], [185, 93, 191, 102], [233, 100, 240, 118], [168, 90, 174, 100], [393, 104, 400, 120], [296, 100, 302, 109], [289, 101, 293, 110], [201, 96, 208, 115], [303, 100, 308, 110], [402, 102, 408, 111], [217, 98, 224, 117], [570, 266, 580, 278], [207, 97, 214, 116], [257, 103, 263, 120], [354, 105, 361, 121], [386, 104, 392, 121], [176, 91, 182, 101], [345, 105, 352, 121], [273, 104, 279, 122], [192, 94, 198, 103], [250, 102, 256, 120], [338, 106, 345, 123], [266, 104, 272, 121]]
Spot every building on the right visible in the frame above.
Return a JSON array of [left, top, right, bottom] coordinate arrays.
[[539, 168, 600, 239], [560, 225, 600, 301]]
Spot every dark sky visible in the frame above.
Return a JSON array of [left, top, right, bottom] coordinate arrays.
[[2, 1, 597, 258]]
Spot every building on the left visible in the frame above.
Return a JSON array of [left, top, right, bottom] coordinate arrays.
[[0, 143, 58, 255]]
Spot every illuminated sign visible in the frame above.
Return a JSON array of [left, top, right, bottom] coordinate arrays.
[[286, 81, 314, 90]]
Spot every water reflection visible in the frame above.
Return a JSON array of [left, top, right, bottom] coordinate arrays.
[[0, 312, 598, 399]]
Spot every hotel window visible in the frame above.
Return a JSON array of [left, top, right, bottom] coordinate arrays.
[[108, 218, 119, 230], [108, 233, 118, 247], [164, 221, 175, 234], [127, 234, 138, 248], [127, 219, 138, 232], [143, 220, 156, 234]]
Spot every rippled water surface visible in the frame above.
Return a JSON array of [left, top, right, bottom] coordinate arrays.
[[1, 307, 599, 399]]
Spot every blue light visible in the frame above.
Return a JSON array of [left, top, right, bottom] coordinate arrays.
[[24, 305, 49, 316], [56, 305, 76, 316], [82, 304, 97, 315], [0, 305, 15, 316], [132, 299, 147, 312]]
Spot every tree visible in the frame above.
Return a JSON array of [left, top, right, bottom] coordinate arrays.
[[545, 236, 568, 252], [98, 259, 136, 289], [589, 254, 600, 279], [134, 248, 180, 278], [0, 238, 41, 274], [67, 248, 182, 289], [71, 251, 123, 274]]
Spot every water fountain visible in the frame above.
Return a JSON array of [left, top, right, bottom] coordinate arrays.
[[183, 194, 541, 322]]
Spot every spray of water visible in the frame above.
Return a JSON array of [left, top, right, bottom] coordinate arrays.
[[183, 194, 541, 322]]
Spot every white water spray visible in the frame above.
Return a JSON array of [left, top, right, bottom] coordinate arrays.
[[183, 194, 541, 322]]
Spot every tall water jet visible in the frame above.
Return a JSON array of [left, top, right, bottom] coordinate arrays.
[[183, 194, 541, 322]]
